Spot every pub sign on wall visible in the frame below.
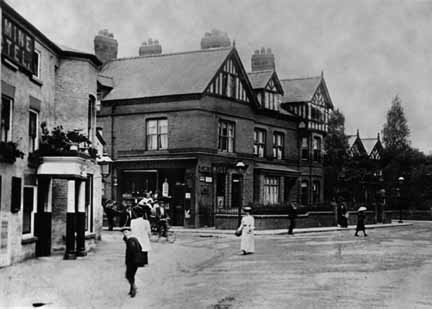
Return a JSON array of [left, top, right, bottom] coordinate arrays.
[[1, 14, 35, 74]]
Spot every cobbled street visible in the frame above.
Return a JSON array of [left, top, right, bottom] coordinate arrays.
[[2, 222, 432, 308]]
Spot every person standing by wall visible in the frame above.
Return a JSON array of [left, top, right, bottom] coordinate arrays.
[[238, 206, 255, 255], [288, 202, 298, 235]]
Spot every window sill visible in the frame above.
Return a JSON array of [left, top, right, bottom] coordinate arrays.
[[31, 75, 43, 86], [85, 232, 96, 240], [3, 58, 18, 71], [21, 236, 38, 245]]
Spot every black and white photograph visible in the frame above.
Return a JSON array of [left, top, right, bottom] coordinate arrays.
[[1, 0, 432, 307]]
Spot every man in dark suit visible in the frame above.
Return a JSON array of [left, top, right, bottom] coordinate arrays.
[[154, 201, 169, 237], [288, 202, 297, 235]]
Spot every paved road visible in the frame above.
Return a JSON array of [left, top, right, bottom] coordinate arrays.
[[2, 222, 432, 308]]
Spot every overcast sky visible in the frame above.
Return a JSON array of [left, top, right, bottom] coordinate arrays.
[[7, 0, 432, 153]]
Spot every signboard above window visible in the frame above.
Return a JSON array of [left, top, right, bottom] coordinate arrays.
[[2, 14, 35, 75]]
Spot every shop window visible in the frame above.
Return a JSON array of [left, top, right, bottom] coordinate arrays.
[[253, 129, 266, 158], [312, 181, 320, 204], [313, 137, 322, 162], [147, 118, 168, 150], [85, 175, 93, 232], [300, 180, 308, 205], [273, 132, 284, 160], [263, 176, 279, 205], [218, 120, 235, 152], [28, 109, 39, 152], [301, 137, 309, 160], [22, 186, 36, 236], [1, 96, 13, 142]]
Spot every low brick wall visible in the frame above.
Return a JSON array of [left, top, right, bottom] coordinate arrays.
[[215, 210, 392, 230], [390, 209, 432, 221]]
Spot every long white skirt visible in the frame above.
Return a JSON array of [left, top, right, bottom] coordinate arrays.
[[240, 229, 255, 253]]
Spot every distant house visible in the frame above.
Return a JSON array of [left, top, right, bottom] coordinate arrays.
[[348, 130, 384, 160]]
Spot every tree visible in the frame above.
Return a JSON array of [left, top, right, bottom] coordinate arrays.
[[382, 96, 410, 152], [324, 109, 349, 201]]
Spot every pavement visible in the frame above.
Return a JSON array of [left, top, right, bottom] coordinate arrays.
[[170, 221, 413, 235], [105, 221, 412, 236]]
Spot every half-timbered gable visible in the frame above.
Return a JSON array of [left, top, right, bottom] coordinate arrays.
[[247, 70, 284, 111], [280, 76, 333, 133], [205, 49, 257, 106]]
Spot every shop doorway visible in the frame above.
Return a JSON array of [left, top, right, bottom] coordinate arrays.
[[172, 183, 185, 226], [231, 174, 241, 209]]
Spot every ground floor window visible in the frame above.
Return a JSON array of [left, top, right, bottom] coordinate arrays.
[[264, 176, 279, 205], [22, 186, 36, 236], [312, 181, 320, 204]]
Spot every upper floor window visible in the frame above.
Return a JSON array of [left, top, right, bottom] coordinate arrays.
[[313, 137, 322, 162], [1, 96, 13, 142], [32, 50, 41, 79], [218, 120, 235, 152], [88, 96, 96, 143], [301, 137, 309, 160], [147, 118, 168, 150], [264, 176, 280, 205], [262, 91, 280, 111], [28, 109, 39, 152], [253, 129, 266, 158], [273, 132, 284, 160]]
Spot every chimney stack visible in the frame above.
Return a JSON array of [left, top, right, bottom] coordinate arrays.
[[94, 29, 118, 63], [139, 38, 162, 56], [200, 29, 231, 49], [251, 47, 275, 72]]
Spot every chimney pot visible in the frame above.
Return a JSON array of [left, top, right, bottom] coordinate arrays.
[[200, 29, 231, 49], [252, 47, 276, 72], [94, 29, 118, 63]]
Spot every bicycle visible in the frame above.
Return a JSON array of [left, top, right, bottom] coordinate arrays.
[[150, 217, 176, 243]]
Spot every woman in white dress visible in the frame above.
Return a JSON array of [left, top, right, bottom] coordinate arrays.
[[123, 206, 152, 297], [239, 206, 255, 255]]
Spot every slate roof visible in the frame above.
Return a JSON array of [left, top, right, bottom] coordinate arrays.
[[97, 75, 114, 89], [347, 135, 357, 149], [100, 47, 232, 101], [247, 70, 274, 89], [280, 76, 321, 103]]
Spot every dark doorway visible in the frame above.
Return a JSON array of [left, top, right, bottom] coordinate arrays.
[[35, 178, 51, 257], [172, 183, 185, 226], [231, 174, 241, 209]]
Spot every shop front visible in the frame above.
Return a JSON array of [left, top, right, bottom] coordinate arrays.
[[114, 158, 197, 226]]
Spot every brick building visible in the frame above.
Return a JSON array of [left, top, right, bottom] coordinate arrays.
[[97, 31, 334, 228], [0, 2, 103, 266]]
